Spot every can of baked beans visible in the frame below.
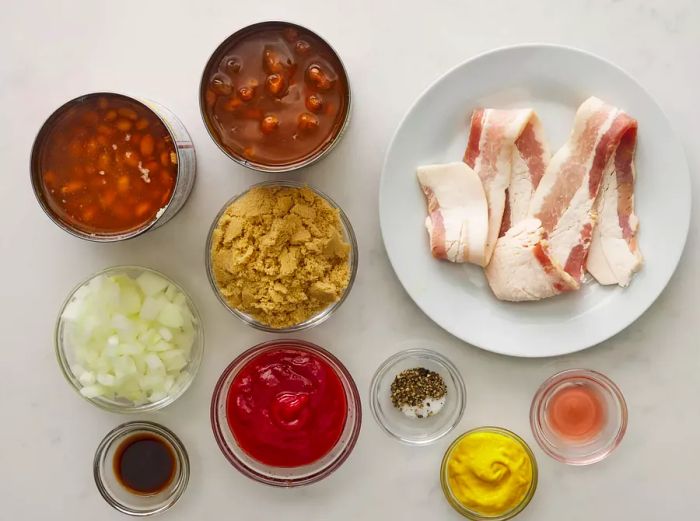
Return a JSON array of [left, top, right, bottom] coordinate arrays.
[[30, 92, 196, 242], [199, 21, 352, 173]]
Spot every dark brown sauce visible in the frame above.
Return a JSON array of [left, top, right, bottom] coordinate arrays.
[[113, 433, 176, 495]]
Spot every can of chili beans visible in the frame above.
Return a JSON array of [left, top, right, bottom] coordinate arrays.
[[30, 92, 196, 242], [199, 21, 351, 173]]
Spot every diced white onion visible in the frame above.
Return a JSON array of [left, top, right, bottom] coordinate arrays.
[[78, 371, 96, 386], [62, 271, 197, 404], [159, 327, 173, 341], [136, 272, 169, 296]]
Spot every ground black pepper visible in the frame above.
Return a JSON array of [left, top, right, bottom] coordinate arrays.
[[390, 367, 447, 416]]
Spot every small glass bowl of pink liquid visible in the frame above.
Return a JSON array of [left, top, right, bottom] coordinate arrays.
[[530, 369, 627, 465]]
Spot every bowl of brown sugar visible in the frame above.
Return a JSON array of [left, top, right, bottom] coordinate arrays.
[[206, 181, 357, 331]]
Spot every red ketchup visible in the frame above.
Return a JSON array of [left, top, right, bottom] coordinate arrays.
[[226, 346, 348, 467]]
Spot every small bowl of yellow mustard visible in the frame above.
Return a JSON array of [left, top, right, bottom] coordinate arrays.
[[440, 427, 538, 521]]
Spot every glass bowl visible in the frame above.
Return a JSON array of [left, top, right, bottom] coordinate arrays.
[[530, 368, 627, 465], [369, 348, 465, 445], [205, 180, 358, 332], [94, 421, 190, 516], [440, 427, 538, 521], [55, 266, 204, 413], [210, 339, 362, 486]]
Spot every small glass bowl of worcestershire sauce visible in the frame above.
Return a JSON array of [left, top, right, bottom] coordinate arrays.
[[31, 93, 196, 241], [211, 339, 362, 486], [530, 369, 628, 465], [200, 21, 351, 172], [94, 421, 189, 516]]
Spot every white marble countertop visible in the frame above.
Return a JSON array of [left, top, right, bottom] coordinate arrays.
[[2, 1, 698, 519]]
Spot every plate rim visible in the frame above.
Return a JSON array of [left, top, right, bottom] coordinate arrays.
[[378, 43, 692, 358]]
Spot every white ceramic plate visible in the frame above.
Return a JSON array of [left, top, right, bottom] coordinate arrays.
[[379, 44, 691, 357]]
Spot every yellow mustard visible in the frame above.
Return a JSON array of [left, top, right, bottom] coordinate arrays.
[[445, 430, 533, 516]]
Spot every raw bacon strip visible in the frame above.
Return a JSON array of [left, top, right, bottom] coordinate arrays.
[[485, 218, 578, 301], [502, 116, 551, 233], [587, 126, 643, 286], [464, 108, 542, 264], [485, 115, 555, 300], [417, 162, 489, 266], [529, 97, 637, 283]]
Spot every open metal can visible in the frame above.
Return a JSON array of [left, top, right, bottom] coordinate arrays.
[[30, 92, 196, 242], [199, 21, 351, 173]]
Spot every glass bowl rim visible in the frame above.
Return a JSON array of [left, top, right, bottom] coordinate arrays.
[[197, 20, 352, 173], [204, 180, 358, 333], [54, 265, 205, 413], [210, 338, 362, 487], [529, 368, 628, 466], [369, 347, 466, 445], [440, 426, 539, 520], [93, 420, 190, 517]]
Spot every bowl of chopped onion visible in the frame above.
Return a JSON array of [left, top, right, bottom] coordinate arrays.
[[55, 266, 204, 413]]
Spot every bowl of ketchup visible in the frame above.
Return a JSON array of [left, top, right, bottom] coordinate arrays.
[[211, 339, 361, 486]]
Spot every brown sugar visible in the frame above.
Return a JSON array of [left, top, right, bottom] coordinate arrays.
[[210, 185, 351, 328]]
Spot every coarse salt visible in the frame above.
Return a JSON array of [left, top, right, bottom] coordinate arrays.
[[400, 396, 446, 419]]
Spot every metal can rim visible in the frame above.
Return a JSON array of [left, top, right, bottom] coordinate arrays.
[[198, 20, 352, 173], [30, 92, 192, 242]]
